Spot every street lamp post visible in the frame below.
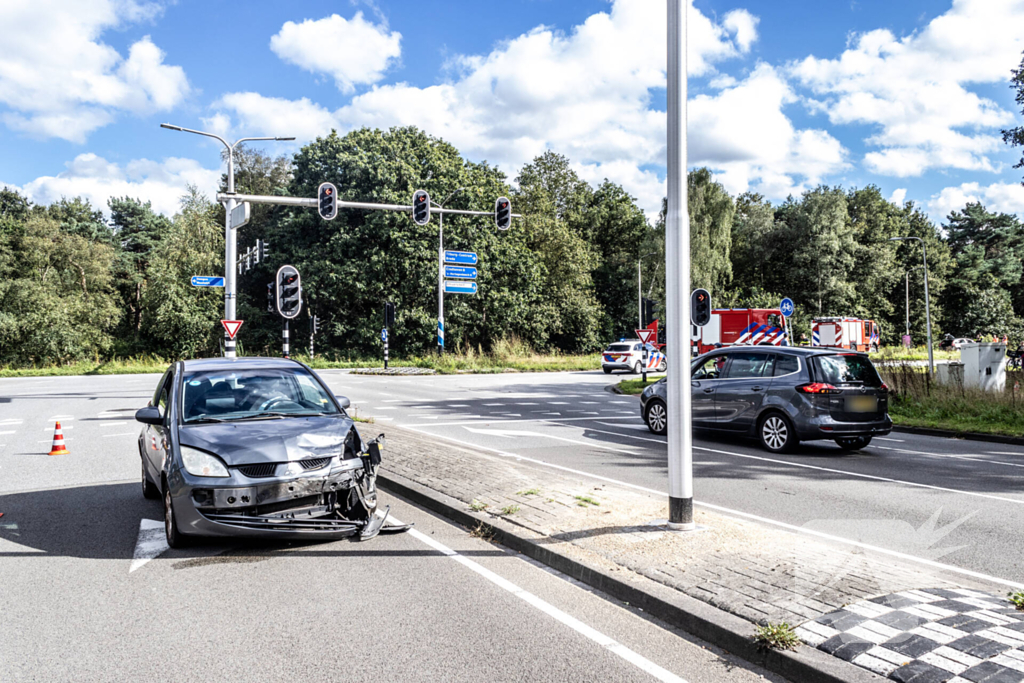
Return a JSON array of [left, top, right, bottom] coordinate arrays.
[[905, 265, 924, 339], [666, 0, 694, 530], [891, 237, 933, 373], [160, 123, 294, 358], [434, 187, 465, 355], [638, 251, 658, 329]]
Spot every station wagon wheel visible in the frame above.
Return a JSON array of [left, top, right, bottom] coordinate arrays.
[[758, 413, 796, 453], [645, 399, 667, 435]]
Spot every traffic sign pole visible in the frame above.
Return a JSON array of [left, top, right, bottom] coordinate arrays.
[[282, 320, 290, 359], [438, 210, 445, 355], [665, 0, 694, 530]]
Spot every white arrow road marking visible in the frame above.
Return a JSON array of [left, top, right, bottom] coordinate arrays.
[[130, 519, 169, 573], [393, 513, 687, 683]]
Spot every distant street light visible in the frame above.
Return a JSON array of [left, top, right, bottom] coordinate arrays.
[[160, 124, 295, 357], [890, 236, 934, 373], [904, 265, 924, 339]]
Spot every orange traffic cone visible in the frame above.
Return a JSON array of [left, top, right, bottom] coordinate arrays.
[[48, 422, 70, 456]]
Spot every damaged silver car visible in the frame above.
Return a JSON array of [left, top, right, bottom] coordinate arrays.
[[135, 357, 409, 548]]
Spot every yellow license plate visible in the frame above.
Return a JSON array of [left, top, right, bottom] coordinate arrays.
[[846, 396, 878, 412]]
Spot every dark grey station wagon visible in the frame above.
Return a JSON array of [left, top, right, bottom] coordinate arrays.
[[639, 347, 892, 452]]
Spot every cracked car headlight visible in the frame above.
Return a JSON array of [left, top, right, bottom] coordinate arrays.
[[181, 446, 230, 477]]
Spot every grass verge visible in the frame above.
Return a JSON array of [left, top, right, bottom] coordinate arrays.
[[616, 377, 663, 395], [0, 354, 171, 378]]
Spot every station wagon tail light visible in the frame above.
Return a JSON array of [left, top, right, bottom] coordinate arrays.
[[796, 383, 841, 394]]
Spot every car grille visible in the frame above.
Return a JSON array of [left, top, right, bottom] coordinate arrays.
[[298, 457, 331, 470], [237, 463, 277, 478]]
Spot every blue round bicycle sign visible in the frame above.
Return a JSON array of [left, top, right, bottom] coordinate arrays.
[[780, 298, 795, 317]]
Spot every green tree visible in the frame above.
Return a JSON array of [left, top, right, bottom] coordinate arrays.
[[1001, 50, 1024, 183], [687, 168, 734, 294], [109, 197, 172, 347], [43, 197, 114, 247], [729, 192, 778, 292], [0, 213, 120, 364], [141, 189, 224, 358]]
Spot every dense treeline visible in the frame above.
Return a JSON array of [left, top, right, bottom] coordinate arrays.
[[1, 126, 1023, 366]]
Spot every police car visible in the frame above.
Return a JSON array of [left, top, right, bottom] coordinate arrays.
[[602, 341, 666, 374]]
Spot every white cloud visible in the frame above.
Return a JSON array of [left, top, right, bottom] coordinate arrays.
[[270, 12, 401, 93], [928, 181, 1024, 220], [790, 0, 1024, 177], [890, 188, 907, 205], [12, 153, 221, 217], [0, 0, 189, 142], [214, 0, 841, 214]]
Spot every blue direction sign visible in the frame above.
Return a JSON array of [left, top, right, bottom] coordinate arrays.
[[444, 265, 477, 280], [780, 297, 795, 317], [444, 280, 478, 295], [381, 328, 388, 342], [191, 276, 225, 287], [444, 250, 478, 266]]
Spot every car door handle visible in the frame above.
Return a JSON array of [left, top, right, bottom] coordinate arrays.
[[751, 386, 762, 392], [703, 388, 714, 393]]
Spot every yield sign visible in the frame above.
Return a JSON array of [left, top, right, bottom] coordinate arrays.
[[636, 328, 656, 345], [221, 320, 243, 339]]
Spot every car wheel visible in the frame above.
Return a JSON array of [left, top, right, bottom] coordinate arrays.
[[633, 361, 642, 374], [758, 413, 797, 453], [141, 459, 160, 499], [657, 360, 667, 372], [164, 484, 190, 549], [835, 436, 872, 451], [603, 367, 612, 374], [644, 399, 668, 435]]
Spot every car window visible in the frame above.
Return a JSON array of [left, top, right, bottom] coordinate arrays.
[[607, 344, 632, 352], [721, 353, 771, 379], [813, 354, 882, 387], [634, 344, 642, 351], [693, 355, 727, 380], [152, 368, 171, 408], [773, 355, 800, 376], [181, 367, 341, 422], [644, 343, 659, 353]]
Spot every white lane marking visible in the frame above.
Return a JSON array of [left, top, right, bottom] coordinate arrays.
[[375, 417, 394, 422], [0, 419, 23, 425], [382, 399, 406, 403], [596, 422, 658, 433], [130, 519, 169, 573], [0, 430, 15, 435], [101, 421, 134, 427], [483, 403, 505, 406], [874, 446, 1024, 470], [581, 401, 599, 405], [447, 404, 470, 408], [406, 416, 639, 428], [373, 407, 397, 411], [463, 427, 640, 454], [400, 426, 1024, 591], [394, 515, 687, 683], [987, 451, 1024, 456], [103, 432, 136, 437], [515, 402, 539, 406], [47, 415, 74, 421], [876, 437, 905, 442]]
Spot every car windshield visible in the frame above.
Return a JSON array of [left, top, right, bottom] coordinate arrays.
[[813, 354, 882, 387], [607, 344, 633, 352], [181, 367, 340, 423]]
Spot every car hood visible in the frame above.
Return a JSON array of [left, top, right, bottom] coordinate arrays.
[[177, 416, 358, 465]]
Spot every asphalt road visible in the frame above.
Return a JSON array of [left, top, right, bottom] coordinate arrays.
[[318, 368, 1024, 586], [0, 373, 780, 683]]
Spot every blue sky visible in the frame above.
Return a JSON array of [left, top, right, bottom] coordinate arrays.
[[2, 0, 1022, 223]]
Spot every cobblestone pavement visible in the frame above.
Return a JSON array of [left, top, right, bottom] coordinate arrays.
[[376, 423, 1021, 679]]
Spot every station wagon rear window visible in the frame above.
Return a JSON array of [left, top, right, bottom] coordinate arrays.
[[812, 354, 882, 387]]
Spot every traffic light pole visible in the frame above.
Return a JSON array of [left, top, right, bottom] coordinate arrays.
[[283, 319, 290, 359], [665, 0, 695, 530]]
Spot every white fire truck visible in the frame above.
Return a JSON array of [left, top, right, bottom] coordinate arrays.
[[692, 308, 790, 356], [811, 317, 880, 352]]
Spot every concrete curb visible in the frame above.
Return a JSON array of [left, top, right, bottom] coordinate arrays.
[[377, 468, 883, 683], [891, 424, 1024, 446]]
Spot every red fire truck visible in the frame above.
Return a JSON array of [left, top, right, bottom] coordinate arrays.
[[811, 317, 880, 352], [692, 308, 790, 356]]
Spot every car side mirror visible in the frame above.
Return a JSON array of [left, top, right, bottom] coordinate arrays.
[[335, 395, 351, 410], [135, 406, 163, 426]]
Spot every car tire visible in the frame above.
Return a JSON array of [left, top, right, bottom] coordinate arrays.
[[163, 484, 191, 549], [644, 399, 668, 435], [633, 361, 642, 374], [657, 360, 667, 372], [603, 367, 612, 374], [758, 412, 797, 453], [835, 436, 872, 451], [141, 459, 160, 500]]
